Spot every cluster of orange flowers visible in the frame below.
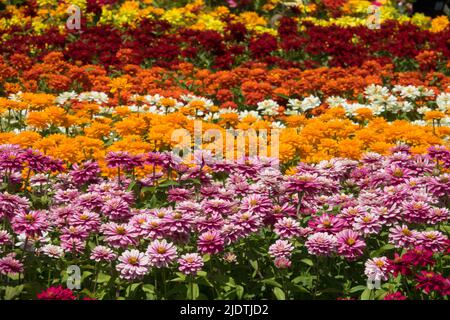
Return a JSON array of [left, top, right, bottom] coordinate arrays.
[[0, 92, 447, 171]]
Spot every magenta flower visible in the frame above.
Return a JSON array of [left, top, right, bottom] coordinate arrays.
[[146, 239, 178, 268], [274, 217, 300, 239], [416, 231, 448, 252], [352, 213, 382, 236], [364, 257, 392, 281], [106, 151, 144, 171], [269, 239, 294, 259], [37, 286, 76, 300], [383, 292, 407, 300], [67, 211, 101, 232], [116, 249, 150, 280], [336, 229, 366, 260], [70, 160, 100, 185], [0, 230, 12, 246], [90, 245, 117, 262], [101, 222, 139, 248], [309, 214, 346, 234], [0, 192, 30, 219], [11, 210, 48, 237], [178, 253, 204, 275], [198, 230, 224, 255], [388, 224, 418, 248], [101, 198, 131, 221], [274, 256, 292, 269], [305, 232, 337, 256], [0, 254, 24, 275]]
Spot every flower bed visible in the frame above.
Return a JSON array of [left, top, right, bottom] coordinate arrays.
[[0, 0, 449, 300]]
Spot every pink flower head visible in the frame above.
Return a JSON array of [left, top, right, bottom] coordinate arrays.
[[230, 210, 263, 235], [0, 253, 24, 275], [178, 253, 204, 275], [274, 256, 292, 269], [116, 249, 150, 280], [0, 229, 12, 246], [40, 244, 64, 259], [67, 210, 100, 232], [101, 197, 131, 221], [37, 286, 76, 300], [90, 245, 117, 262], [364, 256, 392, 282], [305, 232, 337, 256], [198, 230, 224, 255], [383, 292, 407, 300], [0, 192, 29, 219], [416, 231, 448, 252], [146, 239, 178, 268], [11, 210, 48, 237], [352, 212, 382, 236], [269, 239, 294, 259], [308, 214, 345, 234], [336, 229, 366, 260], [402, 200, 431, 224], [388, 224, 418, 248], [274, 217, 301, 239], [101, 222, 139, 249]]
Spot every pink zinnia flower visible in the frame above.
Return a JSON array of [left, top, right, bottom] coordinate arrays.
[[162, 211, 194, 236], [0, 253, 23, 275], [0, 192, 29, 219], [37, 286, 76, 300], [178, 253, 204, 275], [402, 200, 431, 224], [230, 211, 263, 235], [305, 232, 337, 256], [90, 245, 117, 262], [116, 249, 150, 280], [198, 230, 224, 255], [415, 271, 447, 295], [274, 217, 301, 239], [336, 229, 366, 260], [101, 222, 139, 248], [101, 198, 131, 221], [388, 224, 418, 248], [11, 210, 48, 237], [274, 256, 292, 269], [142, 218, 164, 240], [40, 244, 64, 259], [308, 214, 345, 234], [269, 239, 294, 259], [426, 207, 449, 225], [364, 257, 392, 281], [146, 239, 178, 268], [416, 231, 448, 252], [352, 213, 382, 235], [383, 292, 407, 300], [67, 210, 101, 232], [0, 229, 12, 246]]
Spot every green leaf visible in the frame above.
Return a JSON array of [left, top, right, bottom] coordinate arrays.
[[300, 258, 314, 267], [360, 288, 372, 300], [235, 285, 244, 299], [4, 285, 24, 300], [96, 273, 111, 284], [349, 285, 367, 293], [187, 283, 199, 300], [273, 287, 286, 300], [126, 282, 142, 297], [261, 279, 282, 288]]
